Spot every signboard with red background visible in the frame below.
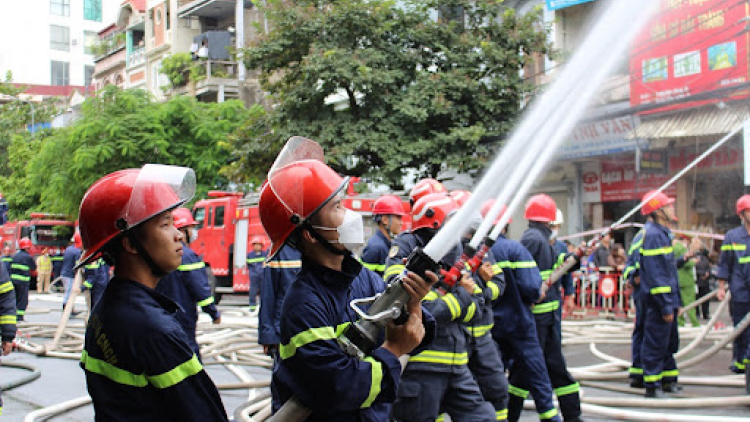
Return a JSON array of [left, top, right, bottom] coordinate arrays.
[[630, 0, 750, 112]]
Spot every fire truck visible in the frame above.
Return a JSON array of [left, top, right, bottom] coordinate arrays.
[[1, 213, 76, 256], [190, 188, 411, 302]]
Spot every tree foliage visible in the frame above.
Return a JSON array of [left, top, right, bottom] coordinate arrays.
[[1, 86, 253, 218], [233, 0, 552, 187]]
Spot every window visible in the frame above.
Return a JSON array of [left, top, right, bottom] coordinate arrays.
[[51, 61, 69, 86], [85, 65, 95, 86], [84, 31, 98, 55], [84, 0, 102, 22], [50, 0, 70, 16], [194, 207, 205, 229], [50, 25, 70, 51], [207, 208, 213, 228], [214, 206, 225, 227]]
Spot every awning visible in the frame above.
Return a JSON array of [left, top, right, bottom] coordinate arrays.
[[626, 104, 749, 141]]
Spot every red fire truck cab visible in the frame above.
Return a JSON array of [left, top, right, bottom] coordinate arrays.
[[1, 213, 76, 256]]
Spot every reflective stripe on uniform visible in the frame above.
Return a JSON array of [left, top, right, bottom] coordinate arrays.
[[383, 264, 405, 280], [279, 323, 350, 360], [467, 323, 493, 337], [532, 300, 559, 314], [662, 369, 679, 378], [496, 409, 508, 421], [554, 382, 580, 396], [16, 310, 25, 316], [735, 360, 746, 370], [629, 367, 643, 374], [739, 256, 750, 264], [640, 246, 673, 256], [539, 269, 553, 279], [423, 291, 439, 301], [650, 286, 671, 295], [85, 262, 101, 270], [644, 374, 661, 382], [539, 408, 559, 420], [362, 262, 385, 273], [11, 263, 29, 271], [246, 257, 265, 264], [409, 350, 468, 365], [0, 281, 13, 294], [487, 281, 500, 300], [495, 261, 537, 269], [361, 356, 382, 408], [11, 274, 30, 282], [462, 302, 477, 322], [178, 262, 206, 272], [441, 293, 461, 320], [1, 257, 12, 262], [0, 315, 16, 325], [81, 350, 203, 389], [508, 384, 529, 398], [266, 260, 302, 269], [83, 281, 93, 288], [721, 243, 747, 251], [197, 297, 215, 307]]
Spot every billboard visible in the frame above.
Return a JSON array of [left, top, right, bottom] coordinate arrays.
[[630, 0, 750, 111], [546, 0, 597, 11]]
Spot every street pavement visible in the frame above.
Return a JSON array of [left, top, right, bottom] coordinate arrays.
[[2, 292, 749, 421]]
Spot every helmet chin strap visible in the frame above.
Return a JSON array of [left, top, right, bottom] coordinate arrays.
[[127, 233, 170, 278], [303, 223, 347, 256]]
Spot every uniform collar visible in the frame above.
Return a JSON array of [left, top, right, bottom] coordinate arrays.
[[647, 220, 671, 236], [529, 221, 552, 237], [301, 253, 362, 291], [375, 229, 391, 247], [115, 277, 181, 313]]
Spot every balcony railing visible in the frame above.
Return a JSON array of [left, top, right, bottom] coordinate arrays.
[[127, 46, 146, 68], [93, 29, 126, 61]]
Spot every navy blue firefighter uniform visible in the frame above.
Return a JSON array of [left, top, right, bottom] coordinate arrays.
[[387, 231, 496, 422], [0, 262, 15, 417], [248, 248, 268, 309], [718, 226, 750, 375], [521, 222, 581, 421], [491, 234, 560, 422], [1, 254, 12, 277], [156, 243, 220, 360], [361, 230, 391, 276], [81, 278, 228, 421], [83, 258, 111, 310], [638, 220, 681, 390], [623, 229, 646, 385], [258, 245, 301, 353], [272, 254, 436, 422], [466, 249, 509, 421], [10, 249, 36, 321]]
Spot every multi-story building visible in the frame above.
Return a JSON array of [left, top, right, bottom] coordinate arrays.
[[0, 0, 120, 87]]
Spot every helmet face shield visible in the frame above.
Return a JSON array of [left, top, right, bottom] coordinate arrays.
[[117, 164, 196, 231]]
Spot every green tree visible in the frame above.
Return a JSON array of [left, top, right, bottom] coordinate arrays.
[[233, 0, 551, 187], [2, 86, 253, 218]]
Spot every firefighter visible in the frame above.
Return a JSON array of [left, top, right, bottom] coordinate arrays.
[[36, 250, 52, 294], [458, 206, 510, 421], [1, 247, 12, 276], [449, 190, 472, 208], [638, 190, 682, 398], [520, 194, 583, 421], [10, 237, 36, 322], [550, 209, 575, 316], [485, 202, 561, 422], [259, 137, 436, 421], [60, 233, 82, 314], [0, 259, 14, 417], [50, 247, 64, 290], [361, 195, 406, 276], [409, 177, 446, 205], [718, 195, 750, 387], [623, 225, 646, 388], [388, 193, 496, 422], [247, 236, 267, 311], [77, 164, 227, 421], [258, 244, 301, 359], [82, 258, 110, 310], [155, 207, 221, 361]]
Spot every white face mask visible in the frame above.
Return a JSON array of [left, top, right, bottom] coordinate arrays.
[[550, 229, 559, 240], [313, 209, 365, 251]]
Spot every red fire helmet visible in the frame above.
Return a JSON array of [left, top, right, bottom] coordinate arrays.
[[524, 194, 557, 223], [372, 195, 406, 216], [250, 236, 265, 245], [72, 231, 83, 249], [409, 178, 446, 205], [641, 190, 675, 216], [411, 193, 457, 231], [173, 207, 197, 229], [19, 237, 32, 250], [77, 164, 195, 268], [481, 199, 511, 225], [736, 195, 750, 216], [449, 190, 472, 207]]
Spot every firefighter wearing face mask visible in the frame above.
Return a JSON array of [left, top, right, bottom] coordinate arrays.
[[387, 193, 496, 422], [260, 137, 437, 421], [520, 194, 583, 422], [361, 195, 406, 276], [637, 190, 682, 398]]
